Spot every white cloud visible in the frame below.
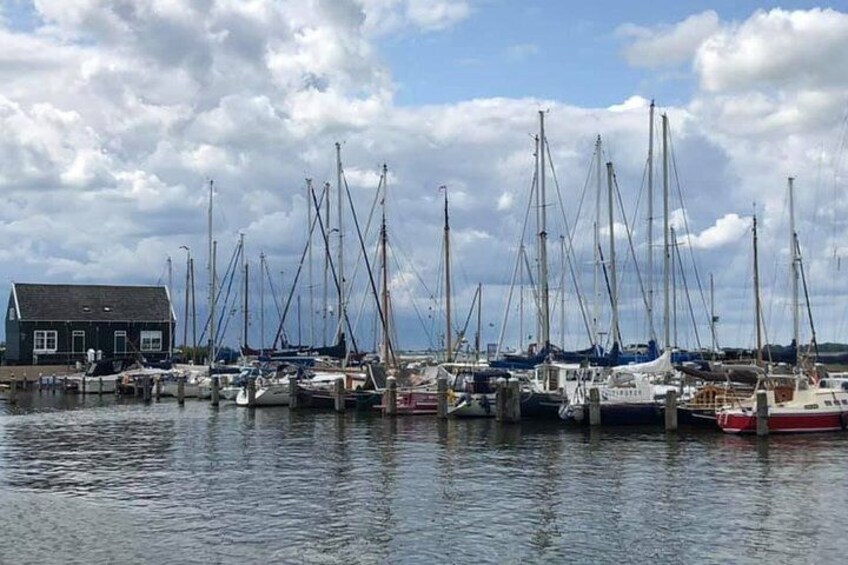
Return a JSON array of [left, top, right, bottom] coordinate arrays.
[[504, 43, 538, 63], [681, 213, 751, 249], [618, 10, 719, 68]]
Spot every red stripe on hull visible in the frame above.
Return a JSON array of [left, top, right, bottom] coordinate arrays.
[[718, 411, 847, 434]]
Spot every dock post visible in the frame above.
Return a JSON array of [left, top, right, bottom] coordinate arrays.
[[63, 376, 68, 393], [38, 374, 43, 395], [589, 387, 601, 426], [495, 378, 506, 421], [384, 376, 397, 416], [665, 390, 678, 431], [143, 377, 152, 402], [334, 376, 346, 412], [8, 374, 16, 405], [247, 377, 256, 408], [52, 375, 57, 394], [98, 377, 103, 396], [81, 375, 86, 395], [507, 379, 521, 423], [288, 375, 299, 410], [177, 376, 185, 405], [211, 376, 220, 407], [436, 376, 448, 419], [154, 376, 161, 401], [756, 390, 769, 437]]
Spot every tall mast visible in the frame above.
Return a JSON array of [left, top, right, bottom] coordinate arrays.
[[167, 255, 173, 356], [671, 226, 677, 348], [519, 244, 525, 349], [710, 273, 717, 352], [307, 179, 315, 345], [538, 110, 551, 348], [210, 239, 217, 365], [443, 186, 453, 362], [260, 252, 266, 353], [475, 282, 482, 361], [190, 256, 197, 360], [647, 100, 655, 338], [336, 142, 345, 343], [207, 179, 215, 367], [789, 177, 799, 350], [182, 248, 190, 350], [607, 161, 619, 346], [534, 134, 541, 345], [560, 235, 566, 348], [380, 164, 391, 367], [662, 114, 670, 351], [239, 233, 246, 349], [593, 135, 602, 347], [753, 214, 763, 365], [323, 181, 330, 345]]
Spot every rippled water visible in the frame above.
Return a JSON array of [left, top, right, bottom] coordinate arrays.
[[1, 393, 847, 564]]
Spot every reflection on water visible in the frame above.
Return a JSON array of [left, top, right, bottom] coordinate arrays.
[[1, 393, 847, 564]]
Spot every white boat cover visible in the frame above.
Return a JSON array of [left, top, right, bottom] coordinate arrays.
[[610, 350, 673, 375]]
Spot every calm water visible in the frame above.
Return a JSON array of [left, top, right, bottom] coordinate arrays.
[[1, 393, 846, 564]]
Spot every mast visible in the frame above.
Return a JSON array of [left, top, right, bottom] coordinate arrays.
[[662, 114, 670, 351], [239, 233, 246, 350], [560, 235, 566, 348], [260, 252, 266, 353], [190, 256, 197, 362], [380, 164, 391, 367], [710, 273, 717, 353], [519, 244, 525, 350], [243, 257, 249, 349], [607, 162, 619, 346], [182, 249, 190, 350], [538, 110, 551, 348], [336, 142, 345, 344], [307, 179, 315, 345], [210, 239, 217, 365], [323, 181, 330, 345], [753, 214, 763, 365], [671, 226, 677, 348], [207, 179, 215, 367], [647, 100, 655, 338], [443, 186, 453, 362], [789, 177, 799, 351], [475, 282, 482, 361], [593, 135, 602, 348], [534, 134, 541, 346], [167, 255, 173, 356]]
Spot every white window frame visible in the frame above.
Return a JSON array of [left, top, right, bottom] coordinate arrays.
[[72, 330, 86, 353], [140, 330, 162, 352], [34, 330, 58, 354], [114, 331, 127, 354], [8, 307, 15, 321]]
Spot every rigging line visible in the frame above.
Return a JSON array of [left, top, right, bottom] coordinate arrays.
[[386, 222, 437, 301], [347, 238, 381, 352], [596, 244, 620, 347], [545, 138, 594, 342], [452, 284, 480, 359], [339, 170, 385, 314], [389, 239, 438, 350], [213, 240, 243, 347], [674, 231, 703, 351], [344, 168, 391, 359], [198, 239, 240, 345], [612, 168, 657, 342], [667, 123, 713, 338], [271, 186, 327, 348], [496, 158, 538, 355], [796, 235, 818, 357]]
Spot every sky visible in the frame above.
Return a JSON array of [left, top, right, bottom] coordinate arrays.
[[1, 0, 847, 353]]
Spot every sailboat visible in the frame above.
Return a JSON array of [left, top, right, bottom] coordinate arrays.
[[716, 179, 848, 433]]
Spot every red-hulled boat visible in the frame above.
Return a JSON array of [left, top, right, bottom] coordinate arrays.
[[716, 377, 848, 433]]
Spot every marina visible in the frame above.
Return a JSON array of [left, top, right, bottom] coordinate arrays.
[[2, 393, 848, 564]]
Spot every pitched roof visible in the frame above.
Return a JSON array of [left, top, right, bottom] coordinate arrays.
[[12, 283, 174, 322]]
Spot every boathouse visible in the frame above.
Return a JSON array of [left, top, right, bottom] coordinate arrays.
[[4, 283, 175, 366]]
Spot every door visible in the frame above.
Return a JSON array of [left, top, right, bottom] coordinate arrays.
[[72, 331, 85, 354], [114, 331, 127, 355]]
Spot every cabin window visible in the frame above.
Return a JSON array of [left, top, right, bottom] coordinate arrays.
[[8, 307, 14, 321], [114, 331, 127, 354], [33, 330, 58, 354], [140, 330, 162, 352], [825, 401, 833, 407]]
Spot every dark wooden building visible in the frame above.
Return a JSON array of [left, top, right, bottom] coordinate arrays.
[[5, 283, 175, 365]]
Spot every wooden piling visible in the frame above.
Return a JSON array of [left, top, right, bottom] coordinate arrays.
[[143, 377, 152, 402], [52, 375, 57, 395], [8, 374, 16, 405], [756, 390, 769, 437], [496, 378, 520, 423], [665, 389, 678, 431], [98, 377, 103, 396], [81, 375, 86, 395], [177, 376, 185, 405], [211, 376, 220, 407], [247, 377, 256, 408], [63, 376, 68, 393], [384, 376, 397, 416], [589, 387, 601, 426], [334, 376, 346, 412], [154, 376, 161, 401], [436, 376, 448, 419], [288, 375, 299, 410], [495, 378, 506, 421]]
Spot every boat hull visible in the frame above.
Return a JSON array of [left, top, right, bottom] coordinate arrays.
[[717, 410, 848, 434], [236, 384, 290, 406]]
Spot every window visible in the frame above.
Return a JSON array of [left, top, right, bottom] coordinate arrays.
[[72, 331, 85, 354], [34, 330, 58, 353], [114, 331, 127, 354], [140, 330, 162, 352], [8, 307, 14, 321]]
